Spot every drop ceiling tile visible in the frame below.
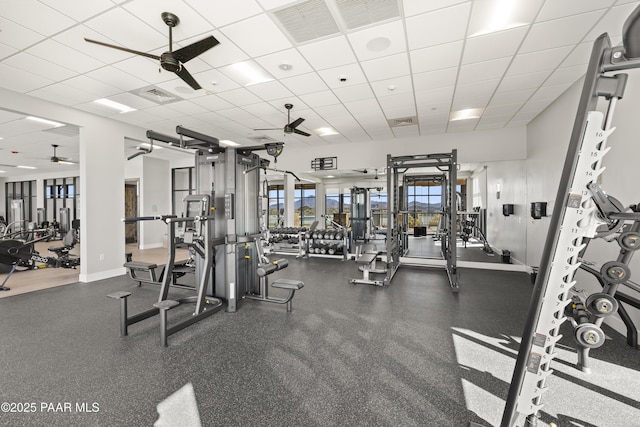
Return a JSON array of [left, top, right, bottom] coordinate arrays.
[[0, 110, 24, 123], [584, 3, 639, 41], [447, 119, 478, 133], [112, 56, 176, 85], [402, 0, 470, 17], [2, 0, 77, 36], [458, 57, 511, 84], [332, 84, 375, 103], [267, 96, 309, 112], [85, 8, 166, 52], [3, 52, 77, 81], [417, 103, 450, 117], [27, 39, 105, 73], [410, 41, 463, 74], [371, 75, 413, 98], [348, 20, 407, 62], [38, 0, 114, 22], [315, 104, 350, 119], [381, 104, 416, 119], [415, 86, 454, 107], [53, 25, 126, 65], [496, 71, 551, 92], [345, 99, 384, 114], [241, 102, 283, 117], [165, 100, 209, 116], [520, 11, 603, 54], [451, 79, 499, 110], [86, 65, 149, 91], [536, 0, 614, 22], [317, 63, 367, 88], [220, 15, 292, 58], [545, 65, 587, 86], [192, 69, 242, 93], [361, 52, 410, 82], [255, 48, 314, 79], [155, 79, 206, 100], [280, 72, 329, 95], [490, 88, 536, 106], [186, 0, 263, 27], [506, 46, 573, 76], [392, 125, 419, 138], [406, 3, 470, 50], [561, 42, 594, 67], [63, 75, 121, 98], [298, 90, 340, 108], [123, 0, 214, 40], [217, 87, 263, 106], [477, 103, 520, 119], [462, 26, 528, 64], [413, 68, 457, 92], [0, 63, 54, 93], [530, 83, 573, 101], [257, 0, 298, 9], [29, 83, 96, 106], [519, 98, 554, 114], [109, 92, 159, 110], [298, 36, 357, 70], [510, 110, 540, 123], [367, 128, 395, 139], [418, 113, 449, 125], [0, 17, 46, 50], [247, 80, 294, 101], [378, 92, 415, 110]]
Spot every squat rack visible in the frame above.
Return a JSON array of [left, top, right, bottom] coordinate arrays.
[[385, 150, 459, 291]]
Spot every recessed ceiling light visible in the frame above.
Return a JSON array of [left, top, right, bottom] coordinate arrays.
[[16, 165, 37, 169], [279, 63, 292, 71], [93, 98, 136, 114], [220, 140, 241, 147], [315, 127, 339, 136], [366, 37, 391, 52], [470, 0, 530, 37], [221, 60, 273, 86], [25, 116, 65, 128], [325, 175, 335, 178], [449, 108, 484, 121]]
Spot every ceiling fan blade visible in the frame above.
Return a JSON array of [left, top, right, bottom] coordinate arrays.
[[173, 36, 220, 63], [175, 65, 201, 90], [293, 129, 311, 137], [289, 117, 305, 129], [84, 38, 161, 61]]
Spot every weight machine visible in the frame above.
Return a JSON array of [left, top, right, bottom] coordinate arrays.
[[385, 151, 459, 291], [110, 127, 302, 345], [502, 5, 640, 425]]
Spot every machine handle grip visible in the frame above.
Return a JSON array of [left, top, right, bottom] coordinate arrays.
[[623, 4, 640, 59]]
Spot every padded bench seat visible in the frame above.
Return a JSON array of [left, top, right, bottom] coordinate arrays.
[[356, 253, 377, 265], [272, 279, 304, 290], [124, 261, 158, 270]]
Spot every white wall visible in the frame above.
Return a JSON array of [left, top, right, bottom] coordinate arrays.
[[526, 68, 640, 334], [140, 156, 170, 249]]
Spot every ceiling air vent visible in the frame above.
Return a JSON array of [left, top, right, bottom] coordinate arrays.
[[334, 0, 399, 30], [132, 86, 182, 105], [387, 116, 418, 128], [272, 0, 340, 43], [249, 135, 278, 143]]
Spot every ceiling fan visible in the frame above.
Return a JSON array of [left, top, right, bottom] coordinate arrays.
[[50, 144, 76, 164], [253, 104, 311, 137], [84, 12, 219, 90]]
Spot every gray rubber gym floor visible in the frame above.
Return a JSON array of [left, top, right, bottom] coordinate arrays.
[[0, 257, 638, 427]]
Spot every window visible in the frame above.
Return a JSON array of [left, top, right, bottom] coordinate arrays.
[[268, 185, 284, 227], [171, 167, 194, 216], [43, 177, 79, 224], [295, 183, 315, 227], [370, 190, 387, 228]]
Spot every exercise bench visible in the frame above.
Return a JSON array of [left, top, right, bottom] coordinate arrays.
[[349, 243, 384, 286], [245, 258, 304, 311]]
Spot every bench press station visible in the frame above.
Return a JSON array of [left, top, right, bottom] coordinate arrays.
[[349, 242, 384, 286]]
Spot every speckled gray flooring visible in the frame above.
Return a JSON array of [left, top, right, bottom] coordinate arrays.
[[0, 258, 638, 427]]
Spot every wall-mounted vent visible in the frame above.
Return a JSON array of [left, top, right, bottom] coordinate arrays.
[[273, 0, 340, 43], [132, 86, 182, 105], [334, 0, 399, 30], [387, 116, 418, 127]]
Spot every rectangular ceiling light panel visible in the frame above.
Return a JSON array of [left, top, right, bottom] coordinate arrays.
[[273, 0, 340, 43]]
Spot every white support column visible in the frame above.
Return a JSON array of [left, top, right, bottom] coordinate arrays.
[[284, 174, 295, 227]]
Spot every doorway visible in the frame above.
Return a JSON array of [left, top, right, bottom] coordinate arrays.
[[124, 181, 138, 244]]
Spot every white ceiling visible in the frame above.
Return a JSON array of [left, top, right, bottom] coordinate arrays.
[[0, 0, 638, 177]]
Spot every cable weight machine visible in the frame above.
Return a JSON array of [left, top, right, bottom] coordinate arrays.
[[385, 151, 459, 291], [502, 4, 640, 425]]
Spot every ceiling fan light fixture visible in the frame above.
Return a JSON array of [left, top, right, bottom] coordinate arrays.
[[94, 98, 137, 114]]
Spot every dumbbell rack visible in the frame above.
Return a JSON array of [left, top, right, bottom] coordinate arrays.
[[501, 20, 640, 427], [269, 227, 304, 256], [305, 230, 348, 260]]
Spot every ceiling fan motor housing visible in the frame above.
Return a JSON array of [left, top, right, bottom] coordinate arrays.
[[161, 52, 180, 72]]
